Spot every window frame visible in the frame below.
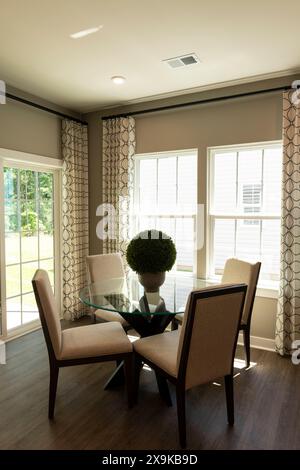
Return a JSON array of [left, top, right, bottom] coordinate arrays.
[[207, 140, 282, 298], [134, 149, 198, 274], [0, 148, 62, 340]]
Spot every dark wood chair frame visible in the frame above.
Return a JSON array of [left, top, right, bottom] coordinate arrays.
[[172, 264, 261, 368], [134, 284, 247, 448], [238, 263, 261, 368], [32, 280, 134, 420]]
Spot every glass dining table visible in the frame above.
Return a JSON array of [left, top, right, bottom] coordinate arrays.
[[79, 273, 214, 394], [80, 273, 213, 336]]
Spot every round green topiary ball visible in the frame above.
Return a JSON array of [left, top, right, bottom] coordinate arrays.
[[126, 230, 177, 274]]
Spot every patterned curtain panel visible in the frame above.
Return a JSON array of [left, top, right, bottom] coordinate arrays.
[[102, 117, 135, 263], [62, 119, 89, 320], [275, 90, 300, 355]]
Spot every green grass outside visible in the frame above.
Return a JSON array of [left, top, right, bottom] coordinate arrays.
[[5, 232, 54, 329]]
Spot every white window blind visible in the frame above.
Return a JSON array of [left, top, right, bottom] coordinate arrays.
[[134, 150, 197, 272], [208, 143, 282, 282]]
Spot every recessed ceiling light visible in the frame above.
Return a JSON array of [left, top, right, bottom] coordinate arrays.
[[111, 76, 126, 85], [70, 25, 103, 39]]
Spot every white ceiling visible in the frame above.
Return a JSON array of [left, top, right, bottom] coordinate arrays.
[[0, 0, 300, 113]]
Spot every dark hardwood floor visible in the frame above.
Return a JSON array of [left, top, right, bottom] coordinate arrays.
[[0, 318, 299, 450]]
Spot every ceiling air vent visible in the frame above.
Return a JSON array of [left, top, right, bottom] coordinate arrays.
[[164, 53, 200, 69]]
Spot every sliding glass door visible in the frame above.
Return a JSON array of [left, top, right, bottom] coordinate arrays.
[[0, 160, 61, 337]]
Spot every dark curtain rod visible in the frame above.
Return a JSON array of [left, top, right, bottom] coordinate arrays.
[[5, 84, 296, 124], [102, 85, 294, 121], [6, 92, 88, 125]]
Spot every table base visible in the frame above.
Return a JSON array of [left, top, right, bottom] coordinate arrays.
[[103, 313, 175, 405]]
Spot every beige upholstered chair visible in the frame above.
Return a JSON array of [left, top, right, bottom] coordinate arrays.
[[32, 269, 133, 419], [174, 258, 261, 367], [133, 284, 247, 448], [221, 259, 261, 366], [86, 253, 129, 328]]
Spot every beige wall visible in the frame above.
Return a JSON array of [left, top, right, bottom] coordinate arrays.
[[135, 93, 282, 275], [134, 93, 281, 341], [84, 75, 299, 341], [86, 112, 103, 254], [0, 99, 61, 158], [0, 86, 82, 159]]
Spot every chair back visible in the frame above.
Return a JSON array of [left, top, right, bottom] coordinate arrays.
[[222, 258, 261, 324], [177, 284, 247, 390], [86, 253, 125, 283], [32, 269, 62, 359]]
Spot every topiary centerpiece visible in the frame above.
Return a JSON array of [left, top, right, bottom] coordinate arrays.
[[126, 229, 177, 292]]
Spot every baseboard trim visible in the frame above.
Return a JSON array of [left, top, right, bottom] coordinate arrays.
[[238, 332, 275, 352]]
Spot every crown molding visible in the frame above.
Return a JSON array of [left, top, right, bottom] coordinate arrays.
[[100, 68, 300, 111]]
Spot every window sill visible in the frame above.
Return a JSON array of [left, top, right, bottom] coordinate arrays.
[[206, 275, 278, 299], [173, 271, 279, 299], [256, 284, 278, 299]]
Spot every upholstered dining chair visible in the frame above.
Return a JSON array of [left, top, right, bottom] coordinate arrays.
[[32, 269, 133, 419], [221, 259, 261, 367], [173, 258, 261, 368], [86, 253, 129, 329], [133, 284, 247, 448]]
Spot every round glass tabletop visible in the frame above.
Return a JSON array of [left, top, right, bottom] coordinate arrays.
[[79, 273, 213, 316]]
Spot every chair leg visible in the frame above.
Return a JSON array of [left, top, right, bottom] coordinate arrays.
[[49, 364, 59, 419], [243, 326, 251, 368], [171, 318, 179, 331], [133, 356, 143, 404], [176, 385, 186, 448], [224, 374, 234, 426], [124, 356, 134, 409], [155, 371, 172, 407]]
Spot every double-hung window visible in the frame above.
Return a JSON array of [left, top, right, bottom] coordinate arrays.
[[134, 150, 197, 272], [208, 142, 282, 285]]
